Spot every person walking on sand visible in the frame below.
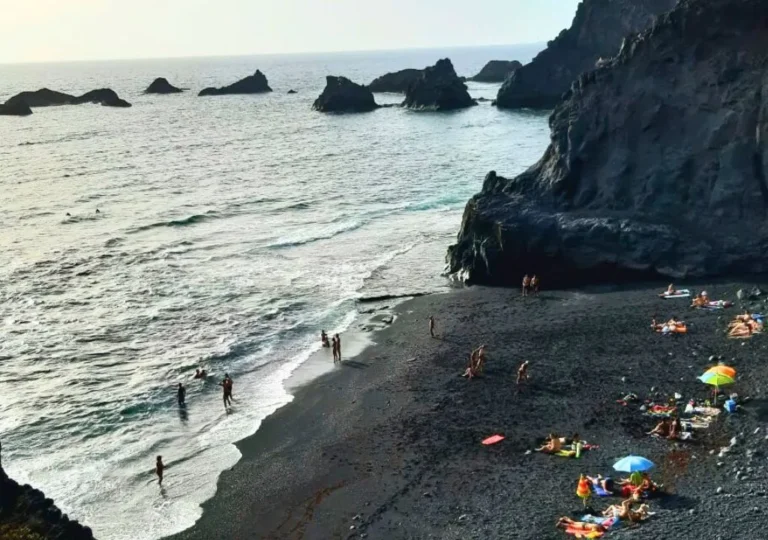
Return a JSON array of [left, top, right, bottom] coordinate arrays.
[[156, 456, 165, 485], [522, 274, 531, 297], [332, 335, 338, 362], [531, 275, 540, 296], [516, 360, 530, 385], [429, 315, 436, 338], [177, 383, 186, 407]]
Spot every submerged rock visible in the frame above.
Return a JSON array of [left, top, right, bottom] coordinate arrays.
[[0, 463, 95, 539], [469, 60, 522, 83], [449, 0, 768, 286], [287, 89, 298, 94], [402, 59, 475, 111], [368, 68, 423, 93], [0, 101, 33, 116], [198, 70, 272, 96], [145, 77, 183, 94], [5, 87, 132, 108], [495, 0, 677, 109], [312, 76, 378, 113]]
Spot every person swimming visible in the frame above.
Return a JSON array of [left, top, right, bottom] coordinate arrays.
[[193, 369, 208, 379]]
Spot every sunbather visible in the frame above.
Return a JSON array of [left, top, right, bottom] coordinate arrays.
[[691, 291, 708, 308], [555, 517, 607, 533], [586, 475, 615, 495], [647, 419, 671, 437], [668, 416, 682, 440], [536, 433, 562, 453], [602, 499, 650, 523]]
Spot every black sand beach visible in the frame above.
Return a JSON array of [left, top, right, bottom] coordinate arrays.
[[168, 282, 768, 540]]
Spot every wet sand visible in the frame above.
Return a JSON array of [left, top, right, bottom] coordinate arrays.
[[167, 282, 768, 540]]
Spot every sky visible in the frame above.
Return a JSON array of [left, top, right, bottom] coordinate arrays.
[[0, 0, 582, 64]]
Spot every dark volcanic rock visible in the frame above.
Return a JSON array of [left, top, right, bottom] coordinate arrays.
[[368, 69, 423, 93], [0, 463, 95, 539], [145, 77, 183, 94], [469, 60, 522, 83], [287, 89, 297, 94], [5, 87, 132, 108], [449, 0, 768, 286], [198, 70, 272, 96], [0, 101, 32, 116], [402, 59, 475, 111], [495, 0, 678, 109], [312, 76, 378, 113]]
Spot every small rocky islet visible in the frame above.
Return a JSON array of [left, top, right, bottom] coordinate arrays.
[[145, 77, 183, 94], [312, 76, 378, 113], [198, 70, 272, 96], [1, 88, 132, 114]]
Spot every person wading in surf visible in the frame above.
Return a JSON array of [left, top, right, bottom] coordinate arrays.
[[177, 383, 186, 406], [156, 456, 165, 485]]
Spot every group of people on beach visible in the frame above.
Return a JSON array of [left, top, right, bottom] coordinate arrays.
[[522, 274, 540, 297], [321, 330, 343, 362]]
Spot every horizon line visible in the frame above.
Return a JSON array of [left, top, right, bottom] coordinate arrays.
[[0, 41, 546, 67]]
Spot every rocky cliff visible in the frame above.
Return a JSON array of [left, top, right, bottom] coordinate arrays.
[[368, 69, 423, 93], [0, 463, 95, 539], [402, 59, 475, 111], [449, 0, 768, 286], [5, 88, 132, 108], [495, 0, 678, 109], [145, 77, 183, 94], [313, 76, 379, 113], [198, 70, 272, 96], [470, 60, 522, 83]]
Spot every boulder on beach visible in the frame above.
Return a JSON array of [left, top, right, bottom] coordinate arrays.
[[0, 101, 33, 116], [495, 0, 678, 109], [449, 0, 768, 286], [469, 60, 522, 83], [312, 76, 378, 113], [367, 68, 423, 93], [402, 59, 475, 111], [145, 77, 183, 94], [198, 70, 272, 96], [5, 87, 132, 108]]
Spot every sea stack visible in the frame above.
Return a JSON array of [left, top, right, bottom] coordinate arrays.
[[4, 88, 132, 108], [198, 70, 272, 96], [367, 68, 423, 93], [469, 60, 522, 83], [145, 77, 183, 94], [312, 76, 378, 113], [495, 0, 678, 109], [402, 59, 475, 111], [449, 0, 768, 285]]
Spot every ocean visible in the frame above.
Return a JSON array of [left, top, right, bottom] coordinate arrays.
[[0, 45, 550, 540]]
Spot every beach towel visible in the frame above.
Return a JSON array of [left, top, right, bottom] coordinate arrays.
[[482, 434, 504, 445], [564, 527, 604, 539], [659, 289, 690, 298], [592, 483, 611, 497], [556, 450, 578, 458]]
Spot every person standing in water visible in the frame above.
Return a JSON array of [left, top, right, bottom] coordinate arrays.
[[177, 383, 186, 406], [219, 374, 233, 409], [429, 316, 436, 338], [156, 456, 165, 485]]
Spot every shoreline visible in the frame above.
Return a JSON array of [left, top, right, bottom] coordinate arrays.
[[167, 281, 768, 540]]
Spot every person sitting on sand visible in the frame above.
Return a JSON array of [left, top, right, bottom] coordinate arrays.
[[691, 291, 708, 308], [586, 475, 615, 495], [555, 517, 606, 533], [321, 330, 330, 348], [536, 433, 562, 453], [602, 499, 650, 523], [647, 419, 671, 437], [668, 416, 682, 440], [531, 275, 540, 295], [516, 360, 530, 385], [522, 274, 531, 297], [666, 283, 677, 295]]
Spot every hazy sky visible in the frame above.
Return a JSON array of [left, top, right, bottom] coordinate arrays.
[[1, 0, 581, 63]]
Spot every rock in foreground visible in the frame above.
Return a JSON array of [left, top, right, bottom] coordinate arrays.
[[495, 0, 677, 109], [0, 102, 32, 116], [0, 463, 95, 539], [469, 60, 522, 83], [450, 0, 768, 286], [5, 87, 132, 108], [312, 76, 378, 113], [198, 70, 272, 96], [145, 77, 183, 94], [402, 59, 475, 111], [368, 69, 423, 93]]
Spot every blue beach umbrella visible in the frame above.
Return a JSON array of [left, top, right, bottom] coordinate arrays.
[[613, 455, 655, 473]]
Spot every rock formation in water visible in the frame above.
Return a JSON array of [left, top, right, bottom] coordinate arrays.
[[312, 76, 378, 113], [5, 88, 132, 108], [449, 0, 768, 286], [287, 89, 297, 94], [469, 60, 522, 83], [145, 77, 183, 94], [368, 69, 423, 93], [0, 462, 95, 539], [0, 101, 32, 116], [402, 59, 475, 111], [495, 0, 678, 109], [198, 70, 272, 96]]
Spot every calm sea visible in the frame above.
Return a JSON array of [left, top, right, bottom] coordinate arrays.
[[0, 45, 550, 539]]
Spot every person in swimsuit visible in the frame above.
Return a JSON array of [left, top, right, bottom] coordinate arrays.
[[647, 419, 670, 437], [474, 345, 487, 374], [668, 416, 682, 440], [333, 334, 342, 362], [177, 383, 186, 407], [586, 475, 615, 495], [516, 360, 530, 385], [536, 433, 562, 453], [219, 374, 233, 408], [156, 456, 165, 485], [321, 331, 330, 348], [429, 316, 436, 338], [531, 275, 540, 295], [522, 275, 531, 297], [555, 517, 606, 533]]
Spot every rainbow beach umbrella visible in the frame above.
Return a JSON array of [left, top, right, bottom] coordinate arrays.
[[699, 370, 735, 400], [706, 365, 736, 379]]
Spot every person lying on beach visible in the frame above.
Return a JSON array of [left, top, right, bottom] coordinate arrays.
[[516, 360, 529, 384], [555, 517, 606, 533], [647, 419, 671, 437], [586, 475, 615, 495], [535, 433, 562, 453], [602, 499, 651, 523], [522, 274, 531, 297], [691, 291, 708, 308]]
